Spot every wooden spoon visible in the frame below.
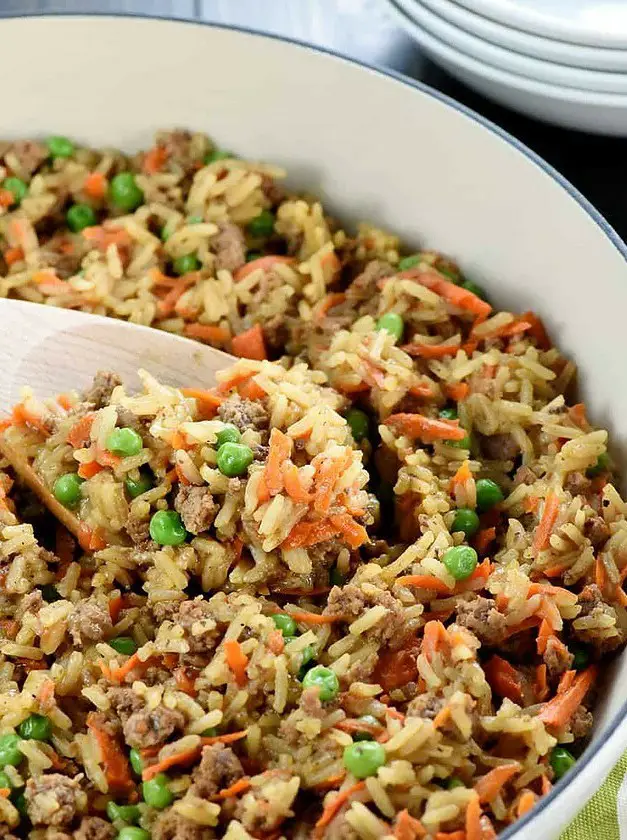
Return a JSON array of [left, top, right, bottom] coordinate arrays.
[[0, 298, 236, 542]]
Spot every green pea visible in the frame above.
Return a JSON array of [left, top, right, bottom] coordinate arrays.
[[353, 715, 380, 742], [12, 790, 27, 817], [297, 646, 316, 681], [437, 264, 461, 283], [216, 424, 241, 448], [149, 510, 187, 546], [375, 312, 404, 343], [129, 748, 143, 775], [550, 746, 576, 780], [246, 250, 262, 262], [571, 645, 589, 671], [247, 209, 275, 238], [0, 770, 12, 789], [462, 279, 487, 301], [118, 829, 150, 840], [201, 727, 218, 737], [205, 149, 234, 164], [330, 567, 346, 587], [41, 584, 61, 603], [187, 215, 203, 224], [450, 431, 472, 450], [450, 508, 480, 539], [587, 452, 610, 478], [106, 801, 141, 824], [0, 733, 22, 768], [66, 203, 97, 233], [272, 614, 297, 638], [343, 741, 386, 779], [109, 172, 144, 212], [475, 478, 504, 512], [47, 135, 75, 159], [52, 473, 84, 509], [18, 714, 51, 742], [109, 637, 137, 656], [216, 442, 254, 477], [302, 665, 339, 702], [125, 472, 154, 499], [447, 777, 465, 789], [442, 545, 478, 581], [2, 177, 28, 207], [172, 253, 201, 275], [439, 407, 458, 421], [160, 225, 172, 242], [142, 773, 173, 809], [345, 408, 370, 442], [397, 254, 422, 271], [106, 427, 143, 457]]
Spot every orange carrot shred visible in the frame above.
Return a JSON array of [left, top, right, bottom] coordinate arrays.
[[312, 773, 347, 791], [535, 664, 549, 702], [537, 665, 597, 727], [282, 518, 341, 549], [465, 794, 483, 840], [83, 171, 108, 199], [224, 640, 248, 687], [445, 382, 470, 402], [422, 620, 449, 662], [142, 746, 201, 781], [234, 255, 295, 283], [283, 462, 312, 503], [517, 791, 536, 817], [143, 145, 168, 174], [474, 764, 520, 803], [313, 782, 366, 839], [67, 413, 95, 448], [394, 808, 427, 839], [395, 575, 453, 595], [399, 269, 492, 319], [289, 610, 344, 625], [78, 460, 104, 479], [264, 428, 293, 496], [532, 492, 560, 554], [200, 730, 247, 747], [436, 833, 467, 840], [316, 292, 346, 322], [108, 596, 124, 624], [385, 412, 466, 442], [329, 513, 369, 549], [474, 527, 496, 555], [483, 656, 523, 705], [87, 712, 134, 794], [181, 388, 223, 419], [231, 323, 267, 361], [183, 323, 231, 344], [156, 275, 197, 316], [402, 341, 461, 358], [212, 778, 252, 800], [4, 246, 23, 266]]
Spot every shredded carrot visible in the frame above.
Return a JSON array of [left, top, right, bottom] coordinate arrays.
[[108, 595, 124, 624], [239, 378, 266, 401], [224, 640, 248, 687], [283, 462, 312, 503], [181, 388, 223, 419], [335, 719, 384, 737], [312, 773, 347, 791], [557, 669, 576, 694], [402, 342, 461, 358], [282, 517, 340, 549], [483, 655, 523, 705], [0, 619, 18, 640], [0, 189, 15, 208], [103, 652, 151, 684], [436, 833, 466, 840], [521, 311, 550, 350], [181, 322, 231, 344], [157, 275, 197, 316], [409, 381, 435, 399], [174, 667, 198, 697], [77, 460, 104, 479], [200, 730, 248, 747], [465, 794, 483, 840], [532, 492, 560, 554], [537, 665, 597, 727], [143, 145, 168, 174], [316, 292, 346, 322], [433, 705, 452, 730], [231, 323, 267, 361], [569, 403, 588, 429], [395, 574, 453, 595], [83, 224, 131, 251], [516, 790, 536, 818], [142, 746, 201, 781], [313, 782, 366, 839], [445, 382, 470, 402], [535, 664, 549, 702], [313, 451, 351, 514], [474, 527, 496, 555], [394, 808, 426, 839], [524, 495, 539, 514], [37, 678, 55, 707], [78, 524, 108, 552], [264, 428, 292, 496], [67, 413, 95, 448], [536, 619, 553, 655], [87, 712, 134, 793], [400, 269, 492, 319], [541, 775, 552, 795], [422, 620, 449, 662], [83, 171, 108, 199], [329, 513, 369, 549], [11, 402, 51, 436], [289, 610, 344, 625], [386, 412, 466, 443], [542, 562, 569, 578], [267, 629, 285, 655], [450, 460, 473, 492], [595, 555, 607, 593], [210, 778, 252, 800], [502, 616, 541, 639], [474, 763, 520, 803], [4, 246, 23, 266], [234, 255, 295, 283], [0, 788, 9, 799]]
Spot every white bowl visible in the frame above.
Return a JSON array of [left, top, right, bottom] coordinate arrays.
[[395, 0, 627, 93], [386, 0, 627, 134], [452, 0, 627, 49], [420, 0, 627, 72], [3, 14, 627, 839]]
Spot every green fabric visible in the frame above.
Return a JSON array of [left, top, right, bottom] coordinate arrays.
[[560, 752, 627, 840]]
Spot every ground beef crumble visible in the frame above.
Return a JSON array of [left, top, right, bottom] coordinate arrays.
[[174, 485, 219, 535]]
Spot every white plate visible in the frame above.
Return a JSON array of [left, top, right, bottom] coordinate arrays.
[[396, 0, 627, 93], [3, 14, 627, 840], [385, 0, 627, 134], [420, 0, 627, 71], [452, 0, 627, 49]]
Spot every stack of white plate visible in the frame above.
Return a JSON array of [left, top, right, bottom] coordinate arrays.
[[383, 0, 627, 134]]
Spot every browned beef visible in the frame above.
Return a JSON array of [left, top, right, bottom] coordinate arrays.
[[481, 433, 519, 461], [543, 636, 574, 679], [279, 686, 326, 744], [107, 687, 144, 723], [69, 601, 112, 646], [74, 817, 116, 840], [7, 140, 47, 176], [513, 465, 537, 487], [38, 234, 85, 279], [324, 583, 410, 649], [345, 260, 393, 310], [25, 774, 83, 827], [218, 394, 269, 434], [0, 827, 19, 840], [157, 130, 202, 172], [122, 704, 185, 750], [190, 743, 244, 798], [406, 692, 445, 720], [572, 584, 626, 655], [214, 221, 246, 273], [260, 174, 286, 206], [455, 595, 508, 646], [174, 486, 219, 535], [152, 809, 215, 840], [584, 516, 610, 549], [571, 705, 594, 739], [83, 371, 122, 409], [126, 516, 153, 548], [564, 471, 590, 497], [157, 599, 221, 657]]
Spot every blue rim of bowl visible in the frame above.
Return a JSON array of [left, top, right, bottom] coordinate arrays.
[[2, 10, 627, 836]]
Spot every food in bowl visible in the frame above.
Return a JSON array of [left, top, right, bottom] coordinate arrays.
[[0, 131, 624, 838]]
